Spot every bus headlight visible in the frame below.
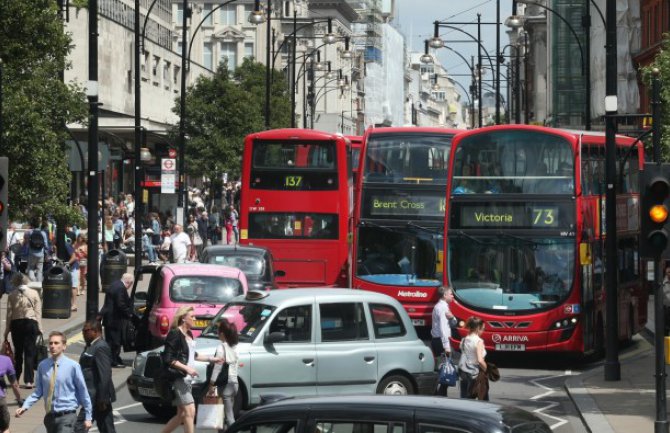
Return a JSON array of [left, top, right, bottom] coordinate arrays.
[[552, 317, 578, 330]]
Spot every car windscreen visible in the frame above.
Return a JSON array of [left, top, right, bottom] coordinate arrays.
[[207, 254, 265, 276], [169, 276, 243, 304], [201, 302, 276, 343]]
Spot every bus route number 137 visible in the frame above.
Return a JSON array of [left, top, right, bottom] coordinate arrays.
[[284, 175, 303, 188]]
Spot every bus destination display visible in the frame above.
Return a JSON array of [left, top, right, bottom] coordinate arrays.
[[456, 203, 566, 229], [365, 193, 445, 218]]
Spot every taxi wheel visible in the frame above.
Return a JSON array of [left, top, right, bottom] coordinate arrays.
[[143, 402, 176, 420], [376, 374, 414, 395]]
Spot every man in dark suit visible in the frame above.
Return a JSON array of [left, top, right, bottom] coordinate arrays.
[[99, 273, 134, 367], [75, 320, 116, 433]]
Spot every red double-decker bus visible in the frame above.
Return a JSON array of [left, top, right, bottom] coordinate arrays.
[[445, 125, 647, 355], [352, 127, 460, 328], [239, 129, 353, 288]]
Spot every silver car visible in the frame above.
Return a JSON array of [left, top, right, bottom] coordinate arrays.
[[127, 288, 437, 418]]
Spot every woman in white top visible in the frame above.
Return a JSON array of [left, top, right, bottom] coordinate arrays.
[[458, 316, 487, 399], [206, 318, 239, 431]]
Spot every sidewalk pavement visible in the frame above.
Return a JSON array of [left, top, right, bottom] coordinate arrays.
[[564, 296, 664, 433], [0, 269, 143, 433]]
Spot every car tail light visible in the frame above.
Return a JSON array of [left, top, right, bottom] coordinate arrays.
[[159, 315, 170, 335]]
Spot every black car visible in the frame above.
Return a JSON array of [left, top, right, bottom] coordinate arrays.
[[229, 395, 551, 433], [200, 245, 283, 291]]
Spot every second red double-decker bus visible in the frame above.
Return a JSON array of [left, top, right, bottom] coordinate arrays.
[[445, 125, 647, 355], [239, 129, 352, 287], [352, 127, 461, 328]]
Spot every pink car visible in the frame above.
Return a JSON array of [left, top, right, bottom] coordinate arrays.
[[130, 263, 248, 349]]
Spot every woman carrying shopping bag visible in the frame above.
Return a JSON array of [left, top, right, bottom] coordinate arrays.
[[204, 319, 239, 431], [3, 273, 42, 389], [161, 306, 199, 433]]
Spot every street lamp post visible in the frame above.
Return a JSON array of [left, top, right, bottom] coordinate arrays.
[[429, 19, 496, 127], [86, 0, 100, 319], [431, 16, 501, 124], [421, 41, 476, 128], [177, 0, 189, 226], [134, 0, 143, 271], [272, 17, 337, 127]]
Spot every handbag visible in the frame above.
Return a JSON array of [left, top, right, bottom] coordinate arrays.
[[35, 334, 48, 366], [438, 356, 458, 387], [2, 340, 14, 364], [122, 318, 137, 352], [205, 361, 229, 387], [196, 395, 224, 430]]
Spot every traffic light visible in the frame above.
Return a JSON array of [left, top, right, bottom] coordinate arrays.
[[640, 163, 670, 258], [0, 157, 7, 252]]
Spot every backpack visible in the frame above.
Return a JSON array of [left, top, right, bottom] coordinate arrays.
[[29, 230, 44, 251]]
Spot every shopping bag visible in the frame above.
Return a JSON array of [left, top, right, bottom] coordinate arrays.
[[438, 356, 458, 387], [35, 334, 48, 366], [196, 396, 224, 430]]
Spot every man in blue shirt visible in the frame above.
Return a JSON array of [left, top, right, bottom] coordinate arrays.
[[430, 285, 457, 397], [16, 331, 92, 433]]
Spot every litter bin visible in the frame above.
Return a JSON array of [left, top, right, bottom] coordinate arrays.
[[101, 249, 127, 292], [42, 265, 72, 319]]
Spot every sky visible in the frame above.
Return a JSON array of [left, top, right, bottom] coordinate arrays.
[[394, 0, 515, 101]]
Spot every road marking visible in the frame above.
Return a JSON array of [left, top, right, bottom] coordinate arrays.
[[89, 412, 127, 432], [114, 402, 142, 411], [68, 332, 84, 345], [528, 371, 574, 430]]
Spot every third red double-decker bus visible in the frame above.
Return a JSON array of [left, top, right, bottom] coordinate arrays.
[[445, 124, 647, 355], [353, 126, 461, 328], [239, 128, 352, 288]]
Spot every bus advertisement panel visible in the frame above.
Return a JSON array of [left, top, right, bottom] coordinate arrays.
[[239, 129, 352, 288], [445, 125, 647, 355], [353, 127, 460, 328]]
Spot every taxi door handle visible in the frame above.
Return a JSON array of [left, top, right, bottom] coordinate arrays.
[[364, 356, 375, 363], [302, 358, 315, 366]]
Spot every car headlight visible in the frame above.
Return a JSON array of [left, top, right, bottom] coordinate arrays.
[[132, 354, 148, 375]]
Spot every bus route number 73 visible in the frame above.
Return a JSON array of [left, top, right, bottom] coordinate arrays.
[[532, 207, 556, 227], [284, 175, 303, 188]]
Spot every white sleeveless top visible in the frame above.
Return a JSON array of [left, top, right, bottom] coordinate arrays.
[[459, 334, 486, 374]]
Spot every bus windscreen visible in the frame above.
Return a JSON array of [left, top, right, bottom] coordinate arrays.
[[248, 213, 338, 240], [451, 130, 574, 194]]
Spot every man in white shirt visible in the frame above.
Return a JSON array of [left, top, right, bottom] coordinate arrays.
[[170, 225, 192, 263], [430, 285, 457, 396]]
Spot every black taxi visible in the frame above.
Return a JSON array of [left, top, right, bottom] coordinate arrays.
[[227, 395, 551, 433]]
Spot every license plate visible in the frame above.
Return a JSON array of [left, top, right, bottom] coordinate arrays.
[[138, 387, 160, 398], [194, 319, 210, 328], [412, 319, 426, 326], [495, 344, 526, 351]]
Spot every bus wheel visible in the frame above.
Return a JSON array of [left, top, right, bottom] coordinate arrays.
[[376, 374, 414, 395]]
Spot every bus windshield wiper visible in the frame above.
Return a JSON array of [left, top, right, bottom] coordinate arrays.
[[359, 220, 401, 233], [497, 232, 540, 246], [406, 221, 442, 236], [454, 231, 484, 244]]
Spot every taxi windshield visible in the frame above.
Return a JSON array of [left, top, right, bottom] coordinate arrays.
[[208, 255, 265, 276], [169, 276, 243, 304], [201, 302, 276, 342]]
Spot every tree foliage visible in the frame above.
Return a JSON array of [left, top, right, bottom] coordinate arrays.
[[642, 35, 670, 160], [175, 58, 291, 184], [0, 0, 88, 223]]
